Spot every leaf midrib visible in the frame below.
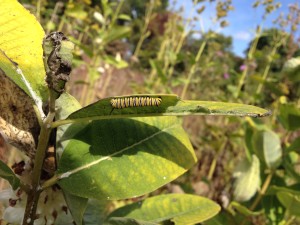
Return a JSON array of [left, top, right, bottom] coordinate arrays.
[[59, 123, 180, 178]]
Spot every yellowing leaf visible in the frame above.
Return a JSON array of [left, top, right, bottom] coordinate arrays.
[[0, 0, 47, 102]]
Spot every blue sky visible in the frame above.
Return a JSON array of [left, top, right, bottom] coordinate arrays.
[[172, 0, 299, 57]]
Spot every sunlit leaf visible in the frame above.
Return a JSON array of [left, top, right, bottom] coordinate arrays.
[[53, 94, 270, 127], [277, 191, 300, 217], [0, 0, 47, 103], [253, 130, 282, 169], [230, 201, 262, 216], [233, 155, 260, 202], [57, 117, 196, 200], [65, 3, 88, 20], [107, 194, 220, 224], [103, 26, 131, 44]]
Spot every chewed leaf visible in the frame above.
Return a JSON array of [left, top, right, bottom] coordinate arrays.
[[52, 94, 270, 127], [0, 0, 47, 103]]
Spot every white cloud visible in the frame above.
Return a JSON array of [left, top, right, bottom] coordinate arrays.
[[234, 31, 252, 41]]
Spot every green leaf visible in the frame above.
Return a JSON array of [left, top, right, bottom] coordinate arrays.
[[57, 117, 196, 200], [103, 55, 128, 69], [149, 60, 166, 82], [84, 199, 111, 225], [283, 57, 300, 82], [253, 130, 282, 169], [104, 217, 158, 225], [0, 160, 20, 190], [103, 26, 131, 44], [233, 155, 260, 202], [63, 193, 88, 225], [230, 201, 262, 216], [286, 137, 300, 153], [282, 156, 300, 182], [277, 191, 300, 217], [107, 194, 220, 224], [55, 93, 85, 161], [65, 3, 88, 20], [278, 103, 300, 131], [55, 94, 270, 126], [118, 14, 132, 21], [0, 0, 47, 103], [262, 194, 285, 225], [268, 185, 300, 196], [203, 210, 236, 225]]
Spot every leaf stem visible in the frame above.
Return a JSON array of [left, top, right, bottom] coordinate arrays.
[[255, 38, 283, 95], [41, 174, 60, 190], [241, 171, 273, 225], [250, 172, 273, 211], [180, 39, 207, 99], [235, 26, 261, 98], [22, 91, 56, 225]]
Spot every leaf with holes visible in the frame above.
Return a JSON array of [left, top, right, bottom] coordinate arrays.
[[53, 94, 271, 127]]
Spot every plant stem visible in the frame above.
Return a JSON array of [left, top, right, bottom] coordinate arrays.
[[22, 92, 56, 225], [36, 0, 41, 22], [255, 41, 281, 95], [285, 216, 296, 225], [235, 26, 261, 98], [241, 172, 274, 225], [180, 39, 207, 99], [250, 172, 273, 211], [41, 174, 60, 190], [133, 0, 154, 58], [110, 0, 125, 27]]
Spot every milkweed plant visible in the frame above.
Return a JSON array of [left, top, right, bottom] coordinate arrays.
[[0, 1, 272, 225]]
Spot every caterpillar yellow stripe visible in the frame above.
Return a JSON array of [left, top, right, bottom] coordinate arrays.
[[110, 96, 162, 109]]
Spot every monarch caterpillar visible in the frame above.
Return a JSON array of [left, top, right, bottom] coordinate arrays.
[[110, 96, 162, 109]]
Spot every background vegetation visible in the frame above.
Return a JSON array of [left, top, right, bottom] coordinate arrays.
[[1, 0, 300, 224]]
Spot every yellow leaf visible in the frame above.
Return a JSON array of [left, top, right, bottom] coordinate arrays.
[[0, 0, 47, 102]]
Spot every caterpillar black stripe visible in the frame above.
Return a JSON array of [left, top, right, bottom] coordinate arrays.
[[110, 96, 162, 109]]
